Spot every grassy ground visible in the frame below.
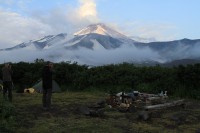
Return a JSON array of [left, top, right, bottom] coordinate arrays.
[[3, 91, 200, 133]]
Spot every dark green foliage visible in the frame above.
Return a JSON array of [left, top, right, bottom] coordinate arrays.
[[0, 61, 200, 99], [0, 95, 16, 133], [10, 62, 43, 92]]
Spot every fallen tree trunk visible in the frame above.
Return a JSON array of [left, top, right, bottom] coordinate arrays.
[[144, 99, 185, 110]]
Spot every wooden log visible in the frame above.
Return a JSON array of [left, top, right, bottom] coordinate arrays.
[[146, 96, 168, 105], [147, 96, 168, 101], [144, 99, 185, 110]]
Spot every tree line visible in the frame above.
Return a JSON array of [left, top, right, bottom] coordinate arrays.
[[1, 60, 200, 99]]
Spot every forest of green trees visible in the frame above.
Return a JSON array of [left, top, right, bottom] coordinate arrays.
[[1, 60, 200, 99]]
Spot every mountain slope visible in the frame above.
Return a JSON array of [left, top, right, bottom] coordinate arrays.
[[64, 33, 124, 50], [138, 38, 200, 60], [0, 33, 67, 51]]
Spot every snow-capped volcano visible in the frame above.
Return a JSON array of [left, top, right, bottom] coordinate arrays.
[[64, 23, 135, 50], [74, 23, 128, 39], [1, 23, 200, 66]]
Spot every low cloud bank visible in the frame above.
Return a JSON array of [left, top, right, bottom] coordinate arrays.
[[0, 44, 163, 65]]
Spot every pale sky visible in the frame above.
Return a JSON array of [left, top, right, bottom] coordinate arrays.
[[0, 0, 199, 48]]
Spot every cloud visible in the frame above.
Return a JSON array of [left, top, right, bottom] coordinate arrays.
[[0, 44, 164, 65], [62, 0, 99, 28], [162, 42, 200, 61], [118, 21, 178, 42], [78, 0, 97, 18], [70, 45, 164, 66], [0, 10, 53, 49], [0, 0, 14, 5], [0, 0, 31, 11], [0, 0, 100, 49]]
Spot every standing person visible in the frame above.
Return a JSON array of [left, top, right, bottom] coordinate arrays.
[[2, 63, 13, 102], [42, 61, 53, 110]]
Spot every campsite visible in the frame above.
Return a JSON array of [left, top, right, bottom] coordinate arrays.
[[1, 62, 200, 133], [1, 0, 200, 132]]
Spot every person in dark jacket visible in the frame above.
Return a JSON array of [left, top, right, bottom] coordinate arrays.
[[2, 63, 13, 102], [42, 61, 53, 110]]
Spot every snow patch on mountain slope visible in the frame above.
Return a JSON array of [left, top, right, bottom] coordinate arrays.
[[90, 39, 105, 50], [63, 35, 86, 47]]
